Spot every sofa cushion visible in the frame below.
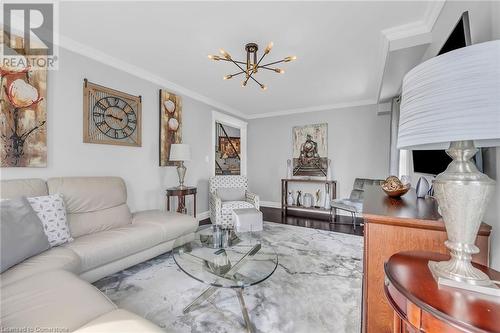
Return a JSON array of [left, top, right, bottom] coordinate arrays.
[[0, 270, 116, 331], [0, 197, 50, 273], [1, 246, 81, 286], [63, 223, 167, 272], [47, 177, 127, 213], [68, 204, 132, 238], [27, 193, 74, 246], [217, 187, 246, 201], [47, 177, 131, 237], [132, 210, 198, 241], [0, 178, 47, 199], [74, 309, 163, 333]]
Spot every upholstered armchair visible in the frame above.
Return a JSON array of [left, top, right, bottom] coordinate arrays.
[[331, 178, 384, 229], [209, 175, 259, 228]]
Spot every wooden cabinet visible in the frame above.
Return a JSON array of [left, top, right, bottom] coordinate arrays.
[[361, 185, 491, 333]]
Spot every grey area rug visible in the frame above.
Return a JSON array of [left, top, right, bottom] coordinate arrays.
[[94, 222, 363, 333]]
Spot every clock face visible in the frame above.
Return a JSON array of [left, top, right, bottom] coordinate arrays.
[[92, 97, 137, 140], [83, 80, 141, 146]]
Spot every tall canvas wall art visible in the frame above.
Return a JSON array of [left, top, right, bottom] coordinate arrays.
[[292, 123, 328, 176], [1, 33, 47, 167], [159, 89, 182, 166]]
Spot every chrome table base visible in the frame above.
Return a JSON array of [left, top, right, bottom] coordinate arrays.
[[183, 286, 254, 333]]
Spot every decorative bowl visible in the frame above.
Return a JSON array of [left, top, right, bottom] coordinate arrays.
[[381, 176, 411, 198], [382, 184, 410, 197]]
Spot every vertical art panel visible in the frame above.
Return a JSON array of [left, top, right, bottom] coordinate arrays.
[[159, 89, 182, 166], [1, 33, 47, 167], [292, 123, 328, 176]]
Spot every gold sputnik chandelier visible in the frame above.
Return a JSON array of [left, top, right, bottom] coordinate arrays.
[[208, 42, 296, 90]]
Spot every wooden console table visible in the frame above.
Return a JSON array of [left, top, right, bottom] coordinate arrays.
[[281, 179, 336, 216], [166, 186, 197, 217], [385, 251, 500, 333], [362, 185, 491, 333]]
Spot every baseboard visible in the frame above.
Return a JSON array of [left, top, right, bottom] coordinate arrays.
[[197, 211, 210, 221], [260, 201, 281, 209], [260, 201, 354, 217]]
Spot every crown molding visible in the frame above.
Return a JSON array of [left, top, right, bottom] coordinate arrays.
[[57, 34, 248, 119], [375, 1, 446, 103], [246, 99, 376, 119]]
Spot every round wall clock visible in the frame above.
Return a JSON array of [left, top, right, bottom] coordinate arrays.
[[83, 79, 141, 146]]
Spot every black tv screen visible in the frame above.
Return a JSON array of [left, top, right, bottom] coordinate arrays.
[[412, 150, 452, 175]]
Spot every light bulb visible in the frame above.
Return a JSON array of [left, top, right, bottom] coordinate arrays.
[[223, 75, 233, 80], [241, 81, 247, 87], [208, 55, 220, 61], [265, 42, 274, 54], [284, 56, 297, 62], [275, 68, 285, 74], [219, 48, 231, 59], [261, 84, 267, 91]]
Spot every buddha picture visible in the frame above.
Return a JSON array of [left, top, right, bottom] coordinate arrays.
[[292, 123, 328, 176]]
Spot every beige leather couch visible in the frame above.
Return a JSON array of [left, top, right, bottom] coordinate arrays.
[[1, 177, 198, 332]]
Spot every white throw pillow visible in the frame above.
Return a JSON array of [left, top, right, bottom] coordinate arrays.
[[216, 187, 246, 201], [27, 193, 73, 247]]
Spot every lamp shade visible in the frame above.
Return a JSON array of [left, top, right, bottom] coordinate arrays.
[[398, 40, 500, 150], [169, 144, 191, 161]]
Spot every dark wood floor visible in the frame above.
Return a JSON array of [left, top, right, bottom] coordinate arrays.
[[200, 207, 364, 236]]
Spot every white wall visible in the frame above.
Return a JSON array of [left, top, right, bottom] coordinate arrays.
[[247, 105, 390, 204], [0, 48, 221, 216]]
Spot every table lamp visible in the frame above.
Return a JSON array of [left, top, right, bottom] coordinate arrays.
[[170, 144, 191, 188], [398, 40, 500, 290]]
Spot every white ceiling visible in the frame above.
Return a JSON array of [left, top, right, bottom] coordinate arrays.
[[58, 1, 441, 118]]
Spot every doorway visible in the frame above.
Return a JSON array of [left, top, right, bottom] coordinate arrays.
[[211, 111, 247, 176]]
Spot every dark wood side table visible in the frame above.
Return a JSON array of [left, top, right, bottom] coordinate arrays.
[[166, 186, 197, 217], [384, 251, 500, 333]]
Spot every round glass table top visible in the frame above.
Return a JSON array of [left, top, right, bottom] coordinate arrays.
[[173, 226, 278, 288]]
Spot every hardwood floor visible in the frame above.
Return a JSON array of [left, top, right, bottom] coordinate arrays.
[[200, 206, 364, 237]]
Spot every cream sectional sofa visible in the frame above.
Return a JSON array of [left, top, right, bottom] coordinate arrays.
[[1, 177, 198, 332]]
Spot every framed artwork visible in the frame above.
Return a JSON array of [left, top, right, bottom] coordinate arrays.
[[159, 89, 182, 166], [83, 79, 142, 146], [292, 123, 328, 176], [219, 136, 240, 159], [0, 33, 47, 167]]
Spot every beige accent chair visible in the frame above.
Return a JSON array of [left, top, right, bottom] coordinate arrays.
[[0, 177, 197, 332]]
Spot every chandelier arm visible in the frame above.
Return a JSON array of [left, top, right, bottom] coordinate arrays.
[[258, 66, 279, 72], [260, 59, 286, 67], [219, 58, 247, 65], [228, 71, 245, 77], [255, 53, 268, 68], [248, 75, 264, 87]]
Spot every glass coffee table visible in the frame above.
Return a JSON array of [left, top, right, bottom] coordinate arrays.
[[173, 226, 278, 333]]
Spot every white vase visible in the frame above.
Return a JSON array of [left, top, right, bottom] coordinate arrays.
[[286, 159, 292, 179], [287, 191, 294, 205], [326, 159, 332, 181], [324, 183, 331, 209]]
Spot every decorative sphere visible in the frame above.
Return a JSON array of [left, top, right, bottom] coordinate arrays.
[[168, 117, 179, 131], [164, 100, 176, 113]]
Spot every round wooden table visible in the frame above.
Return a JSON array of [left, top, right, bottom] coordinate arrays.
[[166, 186, 197, 217], [384, 251, 500, 333]]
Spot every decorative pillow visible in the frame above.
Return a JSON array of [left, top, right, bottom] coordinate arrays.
[[1, 197, 50, 273], [216, 187, 246, 202], [27, 193, 73, 247]]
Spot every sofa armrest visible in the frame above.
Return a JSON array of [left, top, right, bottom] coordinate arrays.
[[209, 193, 222, 223], [245, 191, 260, 210]]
